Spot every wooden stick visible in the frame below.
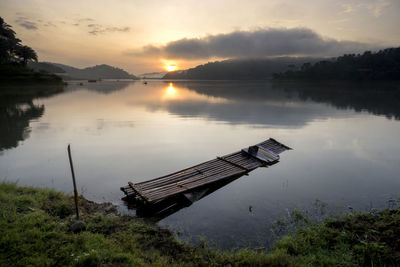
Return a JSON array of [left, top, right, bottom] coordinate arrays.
[[67, 144, 79, 220]]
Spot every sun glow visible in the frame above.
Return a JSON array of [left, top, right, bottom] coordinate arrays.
[[167, 64, 176, 72], [161, 82, 229, 102], [162, 82, 179, 100], [167, 83, 176, 94]]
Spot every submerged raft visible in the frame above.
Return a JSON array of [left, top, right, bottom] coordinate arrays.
[[121, 138, 291, 205]]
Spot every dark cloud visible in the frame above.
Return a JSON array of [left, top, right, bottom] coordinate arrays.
[[69, 16, 131, 35], [70, 17, 94, 27], [131, 28, 378, 59], [87, 23, 100, 28], [14, 15, 56, 30], [43, 21, 56, 27], [15, 17, 38, 30]]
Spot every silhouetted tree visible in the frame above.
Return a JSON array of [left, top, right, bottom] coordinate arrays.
[[0, 16, 37, 65], [0, 17, 22, 63], [15, 45, 37, 65]]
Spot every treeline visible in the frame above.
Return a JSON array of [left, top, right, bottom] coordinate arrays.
[[163, 58, 318, 80], [45, 63, 138, 80], [273, 48, 400, 80]]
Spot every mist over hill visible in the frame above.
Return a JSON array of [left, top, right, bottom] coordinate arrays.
[[163, 57, 322, 80], [29, 62, 138, 80], [138, 72, 166, 79]]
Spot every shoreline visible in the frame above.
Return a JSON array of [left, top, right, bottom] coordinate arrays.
[[0, 63, 64, 85], [1, 182, 399, 266]]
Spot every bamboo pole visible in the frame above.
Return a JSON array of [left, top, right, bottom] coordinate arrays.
[[67, 144, 79, 220]]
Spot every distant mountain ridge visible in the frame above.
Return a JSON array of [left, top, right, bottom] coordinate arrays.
[[29, 62, 138, 80], [138, 72, 166, 79], [163, 48, 400, 81], [163, 57, 321, 80]]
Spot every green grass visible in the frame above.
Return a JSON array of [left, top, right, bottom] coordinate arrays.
[[271, 209, 400, 266], [1, 182, 399, 266]]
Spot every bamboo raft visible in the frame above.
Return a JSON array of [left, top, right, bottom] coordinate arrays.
[[121, 138, 291, 205]]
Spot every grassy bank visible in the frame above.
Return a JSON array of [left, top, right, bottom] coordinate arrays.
[[1, 183, 399, 266]]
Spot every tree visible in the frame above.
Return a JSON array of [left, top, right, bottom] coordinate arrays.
[[15, 45, 37, 65], [0, 16, 37, 65], [0, 17, 22, 63]]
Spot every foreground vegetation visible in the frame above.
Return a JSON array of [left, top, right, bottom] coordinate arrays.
[[1, 182, 399, 266]]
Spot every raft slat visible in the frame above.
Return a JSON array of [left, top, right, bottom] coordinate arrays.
[[138, 159, 229, 190], [143, 162, 234, 194], [144, 163, 242, 198], [142, 163, 241, 199], [217, 156, 251, 171], [145, 169, 247, 202], [121, 138, 291, 204]]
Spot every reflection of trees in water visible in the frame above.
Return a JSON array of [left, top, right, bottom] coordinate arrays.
[[0, 84, 63, 151], [179, 81, 295, 102], [0, 102, 44, 150], [272, 82, 400, 120], [176, 81, 400, 121]]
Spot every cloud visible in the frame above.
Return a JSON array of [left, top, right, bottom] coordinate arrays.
[[43, 21, 56, 27], [365, 0, 391, 17], [67, 17, 129, 34], [78, 17, 94, 22], [15, 17, 38, 30], [86, 23, 130, 35], [339, 0, 391, 18], [340, 4, 355, 13], [129, 28, 378, 59]]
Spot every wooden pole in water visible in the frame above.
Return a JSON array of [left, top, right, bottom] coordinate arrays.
[[67, 144, 79, 220]]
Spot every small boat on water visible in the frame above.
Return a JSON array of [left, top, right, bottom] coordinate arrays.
[[88, 79, 97, 83]]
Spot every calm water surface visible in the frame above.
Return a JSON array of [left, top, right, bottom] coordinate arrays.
[[1, 80, 400, 249]]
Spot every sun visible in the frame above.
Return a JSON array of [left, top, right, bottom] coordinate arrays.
[[167, 64, 176, 72]]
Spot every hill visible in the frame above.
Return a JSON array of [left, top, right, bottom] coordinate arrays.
[[27, 62, 66, 74], [163, 57, 321, 80], [30, 62, 138, 80], [273, 47, 400, 80]]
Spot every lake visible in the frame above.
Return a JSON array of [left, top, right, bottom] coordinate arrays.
[[1, 80, 400, 249]]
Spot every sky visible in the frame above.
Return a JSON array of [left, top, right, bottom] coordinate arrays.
[[1, 0, 399, 74]]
